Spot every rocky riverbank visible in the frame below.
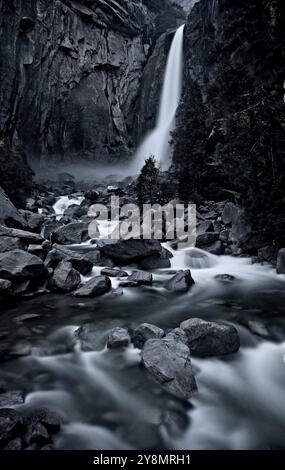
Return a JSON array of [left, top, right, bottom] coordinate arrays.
[[1, 174, 285, 450], [0, 173, 282, 302]]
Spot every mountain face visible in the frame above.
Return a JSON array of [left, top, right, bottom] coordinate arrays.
[[172, 0, 199, 13], [0, 0, 183, 166]]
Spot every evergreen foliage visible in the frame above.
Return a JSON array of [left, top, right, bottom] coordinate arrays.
[[172, 0, 285, 245], [136, 156, 161, 206], [0, 141, 34, 208]]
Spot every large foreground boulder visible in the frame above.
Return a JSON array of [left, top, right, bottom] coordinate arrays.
[[141, 336, 197, 399], [48, 261, 81, 293], [45, 245, 93, 275], [53, 222, 89, 245], [165, 270, 194, 293], [133, 323, 164, 349], [74, 275, 111, 297], [0, 186, 26, 228], [180, 318, 240, 357], [0, 225, 43, 244], [0, 236, 24, 253], [0, 250, 47, 281], [99, 239, 162, 264]]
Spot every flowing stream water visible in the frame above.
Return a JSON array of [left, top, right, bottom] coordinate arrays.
[[1, 197, 285, 449]]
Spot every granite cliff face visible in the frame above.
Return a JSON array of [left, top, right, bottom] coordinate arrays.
[[0, 0, 183, 166]]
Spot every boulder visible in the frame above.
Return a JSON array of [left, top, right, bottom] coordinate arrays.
[[0, 186, 26, 228], [40, 220, 62, 240], [133, 323, 164, 349], [3, 438, 22, 450], [74, 275, 111, 297], [27, 244, 45, 260], [197, 220, 213, 235], [217, 203, 253, 250], [0, 279, 12, 297], [26, 212, 45, 232], [180, 318, 240, 357], [219, 229, 230, 242], [24, 422, 50, 446], [76, 324, 98, 351], [139, 248, 172, 270], [0, 236, 24, 253], [221, 202, 241, 225], [165, 328, 188, 346], [100, 268, 128, 277], [23, 408, 63, 433], [185, 248, 217, 269], [44, 245, 93, 275], [221, 202, 239, 225], [127, 270, 153, 286], [63, 205, 86, 219], [239, 230, 269, 253], [0, 408, 23, 447], [84, 190, 100, 202], [53, 222, 89, 245], [0, 250, 47, 281], [107, 327, 131, 349], [277, 248, 285, 274], [215, 274, 237, 283], [10, 280, 32, 297], [119, 280, 140, 288], [203, 240, 224, 255], [213, 219, 222, 233], [165, 270, 194, 293], [0, 391, 24, 408], [196, 232, 220, 247], [141, 336, 197, 399], [48, 261, 81, 293], [258, 245, 276, 263], [0, 225, 43, 244], [99, 239, 162, 264]]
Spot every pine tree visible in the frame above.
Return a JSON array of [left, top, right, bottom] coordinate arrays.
[[136, 156, 161, 206], [172, 80, 208, 202]]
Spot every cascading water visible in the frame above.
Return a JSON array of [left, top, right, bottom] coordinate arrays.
[[131, 24, 185, 173]]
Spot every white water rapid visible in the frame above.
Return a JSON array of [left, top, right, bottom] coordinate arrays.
[[131, 24, 185, 173]]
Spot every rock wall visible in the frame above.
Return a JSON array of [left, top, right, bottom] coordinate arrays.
[[0, 0, 183, 167]]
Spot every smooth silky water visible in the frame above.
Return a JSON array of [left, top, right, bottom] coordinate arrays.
[[1, 238, 285, 450]]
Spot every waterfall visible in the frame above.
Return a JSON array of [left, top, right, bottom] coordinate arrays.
[[131, 24, 185, 173]]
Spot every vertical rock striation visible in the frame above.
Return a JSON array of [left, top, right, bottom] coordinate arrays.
[[0, 0, 184, 166]]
